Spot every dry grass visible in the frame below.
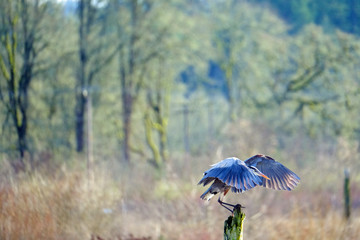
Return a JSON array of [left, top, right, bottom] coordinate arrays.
[[0, 167, 122, 240], [1, 160, 359, 240], [1, 121, 360, 239]]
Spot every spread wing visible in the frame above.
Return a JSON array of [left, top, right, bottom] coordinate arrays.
[[245, 155, 300, 190], [198, 157, 262, 193]]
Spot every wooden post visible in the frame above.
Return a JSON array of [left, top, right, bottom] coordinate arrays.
[[344, 168, 351, 219], [224, 204, 245, 240]]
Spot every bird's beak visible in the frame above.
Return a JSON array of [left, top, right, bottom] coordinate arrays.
[[260, 173, 270, 180]]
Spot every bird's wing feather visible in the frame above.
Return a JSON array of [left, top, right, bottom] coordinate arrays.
[[245, 155, 300, 190], [198, 157, 262, 193]]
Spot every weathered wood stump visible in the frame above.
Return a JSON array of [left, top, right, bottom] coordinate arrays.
[[224, 204, 245, 240]]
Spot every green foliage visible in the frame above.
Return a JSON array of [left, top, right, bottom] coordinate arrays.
[[0, 0, 359, 172]]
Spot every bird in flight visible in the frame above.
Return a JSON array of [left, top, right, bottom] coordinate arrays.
[[198, 154, 300, 212]]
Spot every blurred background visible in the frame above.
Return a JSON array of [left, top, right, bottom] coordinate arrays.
[[0, 0, 360, 239]]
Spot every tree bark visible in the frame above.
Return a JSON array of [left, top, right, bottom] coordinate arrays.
[[75, 0, 88, 152], [344, 168, 351, 219], [121, 89, 133, 163], [118, 0, 138, 163], [75, 91, 87, 152]]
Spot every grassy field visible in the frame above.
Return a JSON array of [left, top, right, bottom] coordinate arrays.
[[1, 149, 360, 240], [1, 121, 360, 239]]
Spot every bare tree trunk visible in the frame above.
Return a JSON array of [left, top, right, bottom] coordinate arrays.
[[75, 91, 87, 152], [121, 89, 133, 163], [76, 0, 115, 153], [16, 99, 28, 159], [18, 26, 33, 158], [0, 0, 48, 169], [87, 93, 93, 182], [118, 0, 138, 163], [144, 109, 161, 168], [144, 83, 169, 173], [75, 0, 87, 152]]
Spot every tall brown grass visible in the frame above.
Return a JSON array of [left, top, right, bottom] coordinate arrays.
[[1, 160, 359, 240], [0, 167, 122, 240], [1, 120, 360, 239]]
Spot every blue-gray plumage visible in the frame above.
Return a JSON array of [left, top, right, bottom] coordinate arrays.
[[198, 155, 300, 210]]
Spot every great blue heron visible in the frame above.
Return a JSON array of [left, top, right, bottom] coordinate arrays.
[[198, 154, 300, 212]]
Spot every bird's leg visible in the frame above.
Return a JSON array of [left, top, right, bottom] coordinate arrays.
[[218, 197, 235, 213], [219, 200, 236, 207], [218, 197, 245, 213]]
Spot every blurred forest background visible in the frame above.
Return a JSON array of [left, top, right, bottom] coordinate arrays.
[[1, 0, 360, 239]]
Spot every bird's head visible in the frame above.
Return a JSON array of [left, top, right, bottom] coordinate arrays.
[[249, 166, 270, 180]]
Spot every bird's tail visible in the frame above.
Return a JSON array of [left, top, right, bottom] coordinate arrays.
[[200, 187, 215, 201]]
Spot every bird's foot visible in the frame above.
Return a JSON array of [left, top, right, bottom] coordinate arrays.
[[232, 204, 245, 215]]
